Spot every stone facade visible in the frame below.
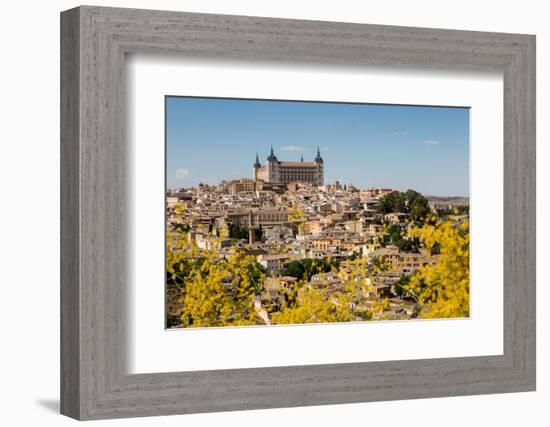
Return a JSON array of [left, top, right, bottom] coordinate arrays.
[[253, 147, 324, 186]]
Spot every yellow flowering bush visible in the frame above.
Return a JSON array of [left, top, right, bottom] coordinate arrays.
[[405, 217, 470, 319]]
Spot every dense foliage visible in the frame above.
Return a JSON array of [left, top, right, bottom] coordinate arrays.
[[167, 231, 266, 327], [281, 258, 337, 280], [377, 189, 431, 221], [380, 224, 421, 252], [405, 217, 470, 318]]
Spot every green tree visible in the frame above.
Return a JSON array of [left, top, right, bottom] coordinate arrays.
[[228, 223, 249, 240], [281, 258, 335, 280], [174, 223, 190, 233], [381, 224, 403, 245], [253, 226, 262, 242], [378, 191, 406, 214], [378, 189, 430, 222], [394, 275, 411, 297], [380, 224, 420, 253], [404, 189, 430, 221]]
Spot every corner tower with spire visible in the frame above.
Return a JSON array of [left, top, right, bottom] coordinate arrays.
[[267, 145, 278, 163], [315, 147, 324, 164], [252, 153, 261, 181], [314, 147, 324, 185], [266, 145, 280, 182]]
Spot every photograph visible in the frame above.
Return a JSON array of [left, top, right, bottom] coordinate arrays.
[[165, 96, 470, 328]]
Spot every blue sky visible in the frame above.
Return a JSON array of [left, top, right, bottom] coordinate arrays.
[[166, 96, 469, 196]]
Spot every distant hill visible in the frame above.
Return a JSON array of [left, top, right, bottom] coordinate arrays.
[[427, 196, 469, 206]]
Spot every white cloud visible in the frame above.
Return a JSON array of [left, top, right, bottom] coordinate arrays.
[[322, 146, 329, 151], [175, 168, 189, 180], [281, 145, 308, 152], [392, 131, 408, 136], [424, 140, 441, 145]]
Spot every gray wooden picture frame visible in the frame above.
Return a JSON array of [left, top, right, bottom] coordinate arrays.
[[60, 5, 536, 421]]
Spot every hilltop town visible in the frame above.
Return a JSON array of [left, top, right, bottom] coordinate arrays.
[[166, 149, 469, 327]]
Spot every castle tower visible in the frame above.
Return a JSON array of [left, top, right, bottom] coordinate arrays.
[[314, 147, 324, 186], [253, 153, 261, 181], [266, 145, 279, 183]]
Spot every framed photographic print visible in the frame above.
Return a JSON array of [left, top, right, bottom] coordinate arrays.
[[61, 5, 536, 420], [164, 96, 470, 329]]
